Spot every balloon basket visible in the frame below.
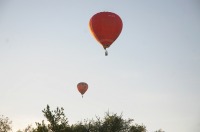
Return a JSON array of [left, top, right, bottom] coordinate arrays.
[[105, 50, 108, 56]]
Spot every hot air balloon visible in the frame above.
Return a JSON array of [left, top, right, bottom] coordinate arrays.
[[89, 11, 123, 56], [77, 82, 88, 98]]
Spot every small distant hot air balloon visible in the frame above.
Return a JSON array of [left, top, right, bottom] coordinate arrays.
[[89, 11, 123, 56], [77, 82, 88, 98]]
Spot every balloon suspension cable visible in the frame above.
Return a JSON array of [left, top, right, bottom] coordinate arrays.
[[105, 49, 108, 56]]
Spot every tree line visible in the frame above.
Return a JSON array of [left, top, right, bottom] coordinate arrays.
[[1, 105, 164, 132]]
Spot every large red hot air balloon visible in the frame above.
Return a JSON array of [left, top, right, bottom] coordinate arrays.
[[89, 11, 123, 56], [77, 82, 88, 98]]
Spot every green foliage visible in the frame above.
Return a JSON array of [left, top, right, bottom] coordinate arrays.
[[34, 105, 147, 132], [130, 124, 146, 132], [0, 115, 12, 132], [34, 105, 71, 132], [71, 121, 88, 132], [2, 105, 162, 132], [102, 112, 134, 131], [16, 125, 35, 132], [34, 120, 49, 132], [154, 129, 165, 132]]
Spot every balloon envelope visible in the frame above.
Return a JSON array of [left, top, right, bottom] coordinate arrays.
[[77, 82, 88, 96], [89, 12, 123, 49]]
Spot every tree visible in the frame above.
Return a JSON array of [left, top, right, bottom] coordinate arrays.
[[100, 112, 146, 132], [0, 115, 12, 132], [154, 129, 165, 132], [16, 125, 35, 132], [23, 105, 161, 132], [1, 105, 164, 132], [34, 105, 71, 132], [36, 105, 147, 132]]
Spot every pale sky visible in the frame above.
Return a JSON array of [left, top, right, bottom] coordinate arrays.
[[0, 1, 200, 132]]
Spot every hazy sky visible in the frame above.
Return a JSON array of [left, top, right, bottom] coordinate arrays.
[[0, 1, 200, 132]]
